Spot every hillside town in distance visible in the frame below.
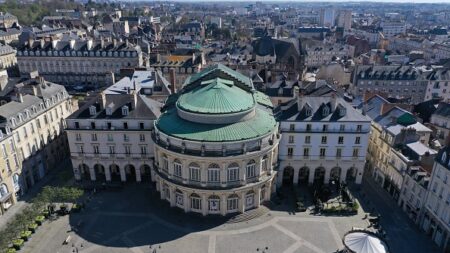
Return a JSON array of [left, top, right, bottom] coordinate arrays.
[[2, 1, 450, 253]]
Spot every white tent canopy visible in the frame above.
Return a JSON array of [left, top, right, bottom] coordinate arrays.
[[343, 231, 389, 253]]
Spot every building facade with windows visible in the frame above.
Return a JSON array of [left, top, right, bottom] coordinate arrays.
[[421, 147, 450, 252], [277, 93, 371, 187], [152, 64, 279, 216], [352, 65, 428, 104], [0, 74, 74, 215], [16, 38, 143, 87], [66, 70, 170, 183]]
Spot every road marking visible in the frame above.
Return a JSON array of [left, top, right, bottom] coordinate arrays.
[[283, 241, 302, 253], [327, 220, 343, 249], [272, 222, 325, 253], [122, 235, 145, 253], [208, 235, 216, 253]]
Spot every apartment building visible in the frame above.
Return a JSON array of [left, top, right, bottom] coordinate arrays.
[[277, 93, 371, 187]]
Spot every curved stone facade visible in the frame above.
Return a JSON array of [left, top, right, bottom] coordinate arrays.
[[152, 64, 280, 216], [153, 132, 279, 216]]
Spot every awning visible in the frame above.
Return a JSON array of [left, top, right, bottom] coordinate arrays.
[[343, 231, 389, 253]]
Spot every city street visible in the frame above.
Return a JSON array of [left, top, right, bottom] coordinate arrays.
[[11, 179, 439, 253], [358, 175, 439, 253]]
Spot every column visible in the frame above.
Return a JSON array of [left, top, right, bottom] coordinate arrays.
[[201, 163, 207, 187], [293, 168, 299, 185], [169, 187, 176, 207], [268, 151, 274, 174], [202, 194, 207, 216], [159, 180, 165, 200], [168, 157, 174, 178], [89, 167, 96, 181], [308, 169, 315, 185], [135, 167, 141, 182], [239, 194, 245, 213], [340, 169, 347, 183], [324, 169, 330, 184], [105, 166, 111, 181], [240, 162, 247, 184], [255, 188, 261, 208], [221, 162, 227, 187], [220, 195, 227, 216], [120, 166, 126, 182], [184, 192, 190, 213]]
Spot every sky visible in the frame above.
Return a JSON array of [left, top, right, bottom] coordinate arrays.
[[166, 0, 450, 3]]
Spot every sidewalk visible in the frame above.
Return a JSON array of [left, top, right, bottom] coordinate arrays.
[[360, 174, 439, 253], [0, 158, 73, 231]]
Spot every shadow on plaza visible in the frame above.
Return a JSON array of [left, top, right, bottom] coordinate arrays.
[[67, 183, 240, 248]]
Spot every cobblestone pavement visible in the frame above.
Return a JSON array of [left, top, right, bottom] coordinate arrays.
[[18, 181, 437, 253]]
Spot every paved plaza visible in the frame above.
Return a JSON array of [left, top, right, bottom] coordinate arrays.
[[17, 180, 438, 253]]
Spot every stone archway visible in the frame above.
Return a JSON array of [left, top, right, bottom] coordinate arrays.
[[110, 164, 121, 182], [125, 164, 136, 182], [79, 164, 90, 180], [94, 164, 106, 182], [330, 167, 342, 183], [346, 167, 358, 182], [298, 167, 309, 184], [140, 164, 152, 182], [314, 167, 326, 185], [282, 166, 294, 186]]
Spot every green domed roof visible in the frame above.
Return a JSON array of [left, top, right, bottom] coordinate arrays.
[[177, 78, 255, 114]]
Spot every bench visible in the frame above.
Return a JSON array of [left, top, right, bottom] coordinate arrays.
[[63, 235, 71, 245]]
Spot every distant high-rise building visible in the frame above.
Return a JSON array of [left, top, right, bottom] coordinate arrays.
[[320, 8, 335, 28], [337, 10, 352, 30]]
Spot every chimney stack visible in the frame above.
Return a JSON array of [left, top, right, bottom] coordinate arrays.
[[169, 68, 176, 94], [330, 92, 337, 111], [69, 39, 75, 50], [87, 39, 93, 50]]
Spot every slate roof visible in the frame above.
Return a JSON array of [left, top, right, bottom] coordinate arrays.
[[356, 95, 390, 120], [279, 96, 371, 122], [252, 36, 299, 60], [433, 102, 450, 118]]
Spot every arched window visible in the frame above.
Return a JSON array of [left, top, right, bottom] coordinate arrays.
[[189, 162, 200, 182], [208, 195, 220, 212], [190, 193, 201, 211], [246, 160, 256, 179], [245, 190, 255, 209], [207, 163, 220, 183], [227, 194, 239, 211], [227, 163, 239, 182], [262, 155, 268, 172], [175, 189, 183, 207], [173, 159, 182, 178], [122, 105, 129, 116], [0, 184, 8, 198], [161, 154, 168, 172]]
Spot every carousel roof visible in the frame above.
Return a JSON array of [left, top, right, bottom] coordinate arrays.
[[343, 231, 389, 253]]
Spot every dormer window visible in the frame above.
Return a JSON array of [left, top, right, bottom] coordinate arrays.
[[442, 152, 447, 163], [106, 107, 113, 116], [122, 106, 129, 116], [323, 106, 330, 117], [89, 105, 97, 116], [339, 106, 346, 117]]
